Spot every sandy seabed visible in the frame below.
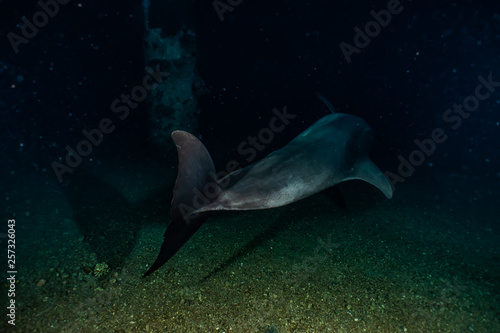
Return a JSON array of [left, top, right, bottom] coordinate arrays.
[[2, 166, 499, 333]]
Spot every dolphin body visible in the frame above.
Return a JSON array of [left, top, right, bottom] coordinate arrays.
[[144, 107, 393, 277]]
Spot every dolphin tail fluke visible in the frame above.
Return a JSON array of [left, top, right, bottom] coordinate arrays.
[[169, 130, 221, 223], [143, 131, 218, 277], [143, 213, 208, 277]]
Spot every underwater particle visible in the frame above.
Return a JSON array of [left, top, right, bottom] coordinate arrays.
[[94, 263, 110, 277], [36, 279, 46, 287]]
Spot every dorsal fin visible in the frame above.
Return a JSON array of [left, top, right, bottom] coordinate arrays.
[[315, 92, 336, 114]]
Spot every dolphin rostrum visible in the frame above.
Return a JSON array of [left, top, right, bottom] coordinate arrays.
[[144, 108, 392, 276]]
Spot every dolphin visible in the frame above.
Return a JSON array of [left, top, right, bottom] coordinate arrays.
[[144, 103, 392, 276]]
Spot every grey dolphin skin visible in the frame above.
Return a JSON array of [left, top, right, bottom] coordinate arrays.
[[144, 110, 393, 277]]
